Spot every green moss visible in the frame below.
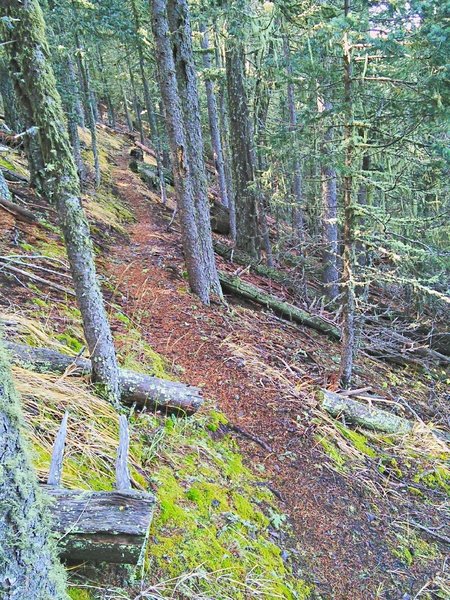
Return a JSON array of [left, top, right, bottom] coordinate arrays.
[[413, 464, 450, 495], [335, 422, 377, 458], [55, 331, 84, 353], [68, 589, 92, 600], [317, 435, 347, 471], [391, 531, 438, 566], [207, 409, 228, 432]]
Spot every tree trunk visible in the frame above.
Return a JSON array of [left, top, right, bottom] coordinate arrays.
[[0, 340, 68, 600], [151, 0, 216, 304], [75, 41, 101, 187], [219, 272, 341, 340], [0, 58, 21, 131], [200, 23, 229, 210], [127, 57, 145, 144], [339, 0, 356, 388], [122, 86, 134, 133], [43, 487, 155, 564], [0, 168, 12, 201], [225, 42, 259, 258], [66, 53, 85, 128], [63, 56, 85, 184], [3, 0, 120, 406], [167, 0, 222, 298], [129, 0, 168, 204], [282, 34, 305, 243]]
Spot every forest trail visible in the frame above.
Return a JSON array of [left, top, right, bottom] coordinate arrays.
[[108, 144, 400, 599]]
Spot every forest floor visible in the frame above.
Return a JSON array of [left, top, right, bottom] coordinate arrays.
[[106, 142, 449, 599], [1, 126, 448, 599]]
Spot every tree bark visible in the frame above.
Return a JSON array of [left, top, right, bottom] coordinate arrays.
[[200, 23, 230, 210], [167, 0, 222, 298], [339, 0, 356, 387], [225, 42, 259, 258], [283, 34, 305, 243], [75, 41, 101, 187], [320, 389, 413, 434], [2, 0, 121, 406], [151, 0, 215, 304], [317, 91, 339, 300], [0, 340, 68, 600]]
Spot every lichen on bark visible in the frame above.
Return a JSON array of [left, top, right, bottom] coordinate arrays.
[[0, 338, 68, 600]]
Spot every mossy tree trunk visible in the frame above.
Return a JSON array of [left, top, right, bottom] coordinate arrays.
[[0, 339, 68, 600], [167, 0, 221, 298], [2, 0, 120, 406], [150, 0, 219, 304]]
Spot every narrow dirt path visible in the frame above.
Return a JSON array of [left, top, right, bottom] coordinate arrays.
[[108, 147, 399, 599]]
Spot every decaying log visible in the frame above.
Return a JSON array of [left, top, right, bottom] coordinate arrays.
[[0, 196, 38, 223], [43, 486, 155, 564], [320, 389, 414, 434], [219, 272, 341, 340], [320, 389, 450, 442], [6, 341, 203, 413]]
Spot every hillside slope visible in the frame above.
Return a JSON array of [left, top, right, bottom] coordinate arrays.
[[0, 126, 448, 599]]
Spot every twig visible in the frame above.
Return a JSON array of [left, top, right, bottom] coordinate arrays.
[[0, 263, 76, 296], [224, 423, 273, 453]]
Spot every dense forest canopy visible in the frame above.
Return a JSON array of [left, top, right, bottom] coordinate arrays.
[[0, 0, 448, 599]]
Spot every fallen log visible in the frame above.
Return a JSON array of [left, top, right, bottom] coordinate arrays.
[[320, 389, 413, 434], [320, 389, 450, 442], [0, 196, 38, 223], [43, 486, 155, 564], [219, 271, 341, 340], [6, 341, 203, 413]]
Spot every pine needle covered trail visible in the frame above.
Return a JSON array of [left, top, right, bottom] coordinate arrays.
[[107, 143, 406, 599]]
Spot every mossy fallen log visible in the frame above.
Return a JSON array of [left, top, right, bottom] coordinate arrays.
[[6, 342, 203, 413], [321, 389, 450, 441], [219, 272, 341, 340], [43, 486, 155, 564], [320, 389, 413, 434]]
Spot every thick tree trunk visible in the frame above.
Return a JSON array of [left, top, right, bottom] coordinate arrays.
[[225, 42, 259, 258], [0, 341, 68, 600], [168, 0, 222, 298], [3, 0, 120, 405], [6, 342, 204, 413], [151, 0, 213, 304]]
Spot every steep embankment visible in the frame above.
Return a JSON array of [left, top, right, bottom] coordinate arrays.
[[107, 143, 449, 599], [1, 127, 448, 599]]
